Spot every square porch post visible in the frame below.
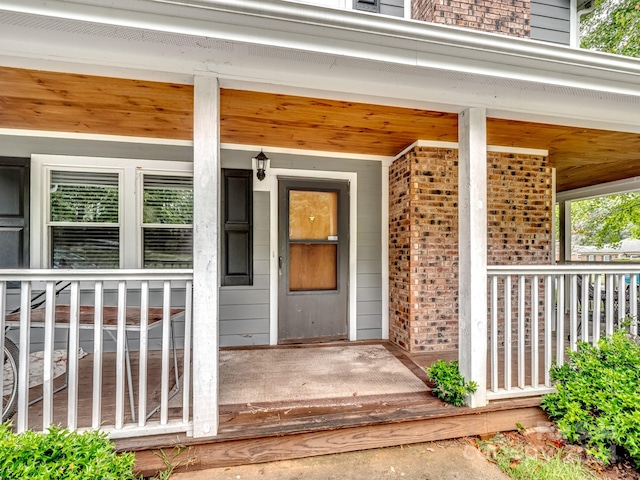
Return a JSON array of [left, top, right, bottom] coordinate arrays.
[[192, 75, 220, 437], [458, 108, 488, 407]]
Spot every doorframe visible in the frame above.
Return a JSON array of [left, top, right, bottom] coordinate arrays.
[[269, 168, 358, 345]]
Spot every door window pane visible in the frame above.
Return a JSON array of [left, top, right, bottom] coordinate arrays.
[[289, 244, 337, 291], [289, 191, 338, 240]]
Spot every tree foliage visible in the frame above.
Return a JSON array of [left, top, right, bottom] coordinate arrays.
[[572, 192, 640, 248], [580, 0, 640, 57]]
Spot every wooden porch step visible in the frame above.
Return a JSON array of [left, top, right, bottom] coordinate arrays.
[[126, 396, 547, 477]]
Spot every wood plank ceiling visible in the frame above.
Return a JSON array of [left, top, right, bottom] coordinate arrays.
[[1, 67, 639, 192]]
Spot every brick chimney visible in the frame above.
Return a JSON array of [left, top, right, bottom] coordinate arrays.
[[412, 0, 531, 38]]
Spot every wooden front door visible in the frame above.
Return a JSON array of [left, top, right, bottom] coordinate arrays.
[[0, 158, 29, 270], [278, 178, 349, 344]]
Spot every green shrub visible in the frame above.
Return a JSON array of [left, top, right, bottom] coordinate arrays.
[[0, 423, 137, 479], [541, 330, 640, 467], [426, 359, 477, 407]]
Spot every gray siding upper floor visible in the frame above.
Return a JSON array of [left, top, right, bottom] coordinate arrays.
[[531, 0, 571, 45], [380, 0, 404, 18], [219, 149, 383, 346]]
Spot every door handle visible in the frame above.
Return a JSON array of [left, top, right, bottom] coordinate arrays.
[[278, 256, 283, 275]]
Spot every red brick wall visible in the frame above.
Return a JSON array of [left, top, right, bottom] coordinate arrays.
[[412, 0, 531, 39], [388, 146, 552, 353]]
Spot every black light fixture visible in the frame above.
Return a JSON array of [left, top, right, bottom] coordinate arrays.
[[253, 150, 269, 181]]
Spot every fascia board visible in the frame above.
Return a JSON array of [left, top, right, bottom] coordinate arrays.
[[3, 0, 640, 97]]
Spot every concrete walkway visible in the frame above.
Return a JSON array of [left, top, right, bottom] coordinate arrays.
[[170, 439, 509, 480]]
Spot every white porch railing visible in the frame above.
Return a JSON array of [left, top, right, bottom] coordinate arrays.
[[487, 264, 640, 401], [0, 269, 193, 439]]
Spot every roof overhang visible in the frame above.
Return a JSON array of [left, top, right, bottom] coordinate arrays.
[[0, 0, 639, 133]]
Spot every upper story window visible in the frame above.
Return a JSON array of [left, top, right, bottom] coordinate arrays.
[[284, 0, 404, 17], [34, 155, 192, 269]]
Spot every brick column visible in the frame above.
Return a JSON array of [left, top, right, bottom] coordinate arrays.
[[388, 145, 552, 354]]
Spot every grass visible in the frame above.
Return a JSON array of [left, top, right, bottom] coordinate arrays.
[[478, 434, 598, 480]]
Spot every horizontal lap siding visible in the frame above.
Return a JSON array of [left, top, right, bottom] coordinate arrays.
[[219, 174, 270, 346], [530, 0, 571, 45], [380, 0, 404, 18]]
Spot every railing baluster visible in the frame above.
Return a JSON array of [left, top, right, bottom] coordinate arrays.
[[16, 281, 31, 433], [518, 275, 525, 389], [138, 281, 149, 426], [0, 282, 6, 418], [504, 275, 512, 391], [605, 274, 615, 337], [92, 281, 104, 430], [556, 275, 564, 366], [618, 274, 626, 325], [67, 282, 81, 430], [581, 274, 589, 343], [115, 281, 127, 429], [544, 274, 553, 387], [531, 275, 539, 389], [632, 273, 638, 336], [490, 275, 498, 393], [160, 281, 171, 425], [183, 280, 193, 423], [42, 281, 56, 428], [593, 275, 602, 344], [569, 274, 577, 352]]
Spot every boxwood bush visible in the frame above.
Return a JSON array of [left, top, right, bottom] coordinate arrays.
[[541, 330, 640, 467], [0, 423, 137, 479]]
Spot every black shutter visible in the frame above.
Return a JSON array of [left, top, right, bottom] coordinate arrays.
[[222, 169, 253, 286], [354, 0, 380, 13], [0, 157, 29, 270]]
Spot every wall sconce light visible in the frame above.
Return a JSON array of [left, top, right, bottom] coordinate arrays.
[[253, 150, 269, 181]]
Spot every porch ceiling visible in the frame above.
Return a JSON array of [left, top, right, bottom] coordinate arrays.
[[2, 64, 639, 193], [222, 90, 640, 193]]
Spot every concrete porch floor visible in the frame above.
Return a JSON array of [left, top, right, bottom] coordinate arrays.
[[122, 341, 546, 477]]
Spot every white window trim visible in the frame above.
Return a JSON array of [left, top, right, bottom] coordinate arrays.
[[31, 154, 193, 269]]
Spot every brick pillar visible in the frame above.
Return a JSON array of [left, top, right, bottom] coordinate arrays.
[[388, 145, 552, 353], [412, 0, 531, 39]]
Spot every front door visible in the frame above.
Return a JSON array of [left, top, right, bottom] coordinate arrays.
[[278, 178, 349, 344], [0, 158, 29, 270]]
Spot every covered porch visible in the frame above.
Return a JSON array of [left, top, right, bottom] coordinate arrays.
[[1, 0, 640, 470]]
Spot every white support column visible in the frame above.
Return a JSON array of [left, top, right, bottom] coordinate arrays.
[[192, 75, 220, 438], [458, 107, 488, 408]]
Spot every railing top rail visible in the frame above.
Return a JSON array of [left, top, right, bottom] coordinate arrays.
[[0, 269, 193, 281], [488, 264, 640, 275]]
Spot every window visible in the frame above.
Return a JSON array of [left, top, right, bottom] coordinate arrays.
[[354, 0, 380, 13], [49, 170, 121, 269], [142, 174, 193, 268], [35, 156, 192, 269]]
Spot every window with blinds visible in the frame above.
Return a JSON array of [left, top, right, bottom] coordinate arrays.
[[142, 174, 193, 268], [49, 170, 120, 268]]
